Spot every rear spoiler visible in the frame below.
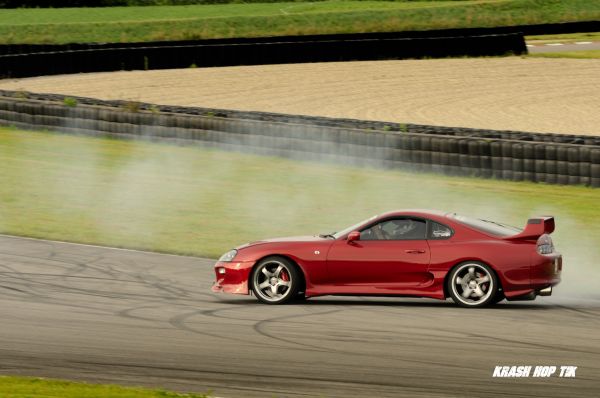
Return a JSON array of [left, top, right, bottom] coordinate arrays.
[[505, 216, 555, 240]]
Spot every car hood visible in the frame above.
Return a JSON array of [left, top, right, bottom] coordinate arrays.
[[236, 235, 328, 249]]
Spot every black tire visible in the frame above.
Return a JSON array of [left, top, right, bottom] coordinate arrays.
[[295, 292, 308, 301], [447, 262, 499, 308], [491, 291, 506, 304], [251, 256, 301, 305]]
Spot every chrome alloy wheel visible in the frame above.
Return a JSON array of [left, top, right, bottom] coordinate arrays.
[[253, 260, 293, 303], [451, 263, 494, 306]]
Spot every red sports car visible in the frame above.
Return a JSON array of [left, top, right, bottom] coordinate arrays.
[[212, 210, 562, 307]]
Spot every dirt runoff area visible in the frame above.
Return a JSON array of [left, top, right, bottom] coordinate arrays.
[[1, 57, 599, 136]]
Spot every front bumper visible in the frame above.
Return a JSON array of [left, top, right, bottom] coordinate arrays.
[[211, 260, 255, 295]]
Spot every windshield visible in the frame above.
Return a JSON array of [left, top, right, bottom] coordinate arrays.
[[332, 215, 379, 239], [449, 214, 521, 237]]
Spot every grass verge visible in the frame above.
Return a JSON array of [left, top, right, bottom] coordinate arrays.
[[526, 31, 600, 43], [0, 376, 209, 398], [0, 126, 599, 260], [0, 0, 599, 44], [528, 49, 600, 59]]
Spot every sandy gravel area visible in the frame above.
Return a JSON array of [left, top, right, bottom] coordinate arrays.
[[1, 57, 599, 135]]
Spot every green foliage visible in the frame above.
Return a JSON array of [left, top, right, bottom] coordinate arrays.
[[0, 0, 127, 6], [0, 0, 598, 44], [123, 101, 142, 112], [0, 0, 326, 7], [63, 97, 77, 107], [0, 376, 209, 397]]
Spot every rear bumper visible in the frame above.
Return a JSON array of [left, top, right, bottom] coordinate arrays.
[[531, 253, 562, 289], [211, 260, 255, 295], [506, 253, 562, 301]]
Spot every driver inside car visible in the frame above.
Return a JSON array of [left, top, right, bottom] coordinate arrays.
[[363, 219, 423, 240], [383, 219, 418, 239]]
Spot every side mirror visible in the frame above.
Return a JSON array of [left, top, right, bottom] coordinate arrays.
[[347, 231, 361, 243]]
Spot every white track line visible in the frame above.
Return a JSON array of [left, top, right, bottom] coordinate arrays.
[[575, 41, 593, 45], [545, 43, 564, 46]]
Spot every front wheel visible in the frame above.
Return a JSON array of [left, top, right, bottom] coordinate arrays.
[[491, 291, 505, 304], [447, 262, 498, 308], [251, 257, 300, 304]]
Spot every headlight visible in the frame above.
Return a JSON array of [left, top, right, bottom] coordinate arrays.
[[218, 249, 237, 262]]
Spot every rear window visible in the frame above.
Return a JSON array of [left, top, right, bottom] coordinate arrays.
[[450, 214, 521, 237]]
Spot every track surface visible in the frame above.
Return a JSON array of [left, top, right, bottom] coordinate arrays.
[[1, 235, 599, 397], [527, 41, 600, 53], [1, 58, 599, 136], [528, 41, 600, 53]]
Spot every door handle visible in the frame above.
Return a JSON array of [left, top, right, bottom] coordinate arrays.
[[405, 249, 426, 254]]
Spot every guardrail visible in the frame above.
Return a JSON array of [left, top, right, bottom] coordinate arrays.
[[0, 91, 598, 187], [0, 33, 526, 78]]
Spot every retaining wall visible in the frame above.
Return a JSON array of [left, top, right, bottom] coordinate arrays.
[[0, 91, 598, 187]]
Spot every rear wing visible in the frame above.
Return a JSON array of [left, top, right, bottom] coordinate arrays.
[[505, 216, 555, 240]]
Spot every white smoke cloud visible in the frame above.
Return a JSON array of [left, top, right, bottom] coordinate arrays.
[[5, 114, 599, 301]]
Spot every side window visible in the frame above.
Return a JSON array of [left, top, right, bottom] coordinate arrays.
[[429, 221, 453, 239], [360, 218, 426, 241]]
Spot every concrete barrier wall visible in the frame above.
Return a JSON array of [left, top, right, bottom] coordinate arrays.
[[0, 91, 598, 187]]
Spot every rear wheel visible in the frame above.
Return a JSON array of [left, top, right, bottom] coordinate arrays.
[[251, 257, 300, 304], [448, 262, 498, 308]]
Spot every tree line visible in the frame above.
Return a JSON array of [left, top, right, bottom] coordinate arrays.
[[0, 0, 306, 7]]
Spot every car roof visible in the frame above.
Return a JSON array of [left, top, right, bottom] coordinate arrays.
[[377, 209, 450, 219]]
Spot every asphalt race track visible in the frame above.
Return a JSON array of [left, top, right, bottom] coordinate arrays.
[[1, 235, 599, 397], [527, 41, 600, 53]]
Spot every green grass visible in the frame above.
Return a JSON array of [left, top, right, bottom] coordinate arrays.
[[0, 126, 599, 260], [526, 31, 600, 43], [0, 376, 209, 398], [0, 0, 599, 44], [529, 49, 600, 59]]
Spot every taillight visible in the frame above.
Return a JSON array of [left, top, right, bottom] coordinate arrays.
[[537, 234, 554, 254]]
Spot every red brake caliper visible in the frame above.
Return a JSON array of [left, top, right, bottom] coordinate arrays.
[[477, 272, 487, 291], [280, 270, 290, 282]]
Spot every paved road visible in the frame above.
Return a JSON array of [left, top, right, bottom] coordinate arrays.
[[527, 41, 600, 53], [1, 235, 599, 397]]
